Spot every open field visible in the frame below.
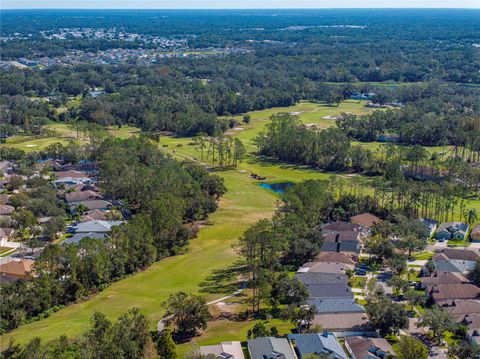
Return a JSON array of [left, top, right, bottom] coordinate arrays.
[[2, 100, 479, 350]]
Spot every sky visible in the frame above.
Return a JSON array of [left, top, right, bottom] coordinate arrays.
[[3, 0, 480, 9]]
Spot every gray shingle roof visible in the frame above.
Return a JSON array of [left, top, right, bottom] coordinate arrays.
[[307, 284, 354, 299], [288, 333, 348, 359], [62, 232, 107, 245], [247, 337, 296, 359], [296, 272, 348, 286], [306, 298, 365, 314], [75, 220, 123, 233]]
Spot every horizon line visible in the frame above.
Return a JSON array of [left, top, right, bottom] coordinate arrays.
[[2, 7, 480, 10]]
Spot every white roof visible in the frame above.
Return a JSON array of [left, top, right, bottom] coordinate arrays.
[[200, 341, 245, 359], [75, 220, 123, 233]]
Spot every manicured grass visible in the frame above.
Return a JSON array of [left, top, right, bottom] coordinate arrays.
[[414, 252, 434, 260], [348, 276, 367, 289], [0, 247, 14, 255], [1, 123, 139, 152]]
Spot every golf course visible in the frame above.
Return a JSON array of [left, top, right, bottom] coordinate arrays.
[[1, 100, 479, 353]]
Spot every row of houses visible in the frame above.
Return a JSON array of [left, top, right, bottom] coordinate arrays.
[[198, 213, 393, 359], [419, 218, 480, 242], [421, 248, 480, 345], [199, 333, 396, 359], [0, 159, 124, 282]]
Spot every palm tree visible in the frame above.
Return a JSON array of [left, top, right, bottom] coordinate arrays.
[[464, 208, 479, 226]]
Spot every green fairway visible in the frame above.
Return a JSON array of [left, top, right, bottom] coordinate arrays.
[[1, 123, 139, 152]]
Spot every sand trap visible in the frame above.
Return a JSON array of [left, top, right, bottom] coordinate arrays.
[[322, 115, 339, 120], [25, 144, 38, 147], [290, 111, 302, 115], [232, 127, 244, 131]]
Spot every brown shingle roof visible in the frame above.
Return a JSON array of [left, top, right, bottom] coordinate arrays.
[[0, 205, 15, 215], [0, 228, 14, 238], [350, 213, 382, 229], [431, 284, 480, 302], [0, 260, 35, 278], [345, 336, 395, 359], [442, 300, 480, 321], [55, 170, 90, 179], [433, 248, 480, 262], [65, 190, 102, 203], [79, 209, 109, 222], [312, 313, 369, 331], [315, 252, 356, 265], [421, 272, 468, 288]]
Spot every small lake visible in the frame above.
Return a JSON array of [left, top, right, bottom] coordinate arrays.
[[258, 182, 294, 194]]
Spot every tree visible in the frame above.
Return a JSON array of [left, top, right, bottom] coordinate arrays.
[[389, 254, 407, 275], [156, 329, 177, 359], [396, 335, 428, 359], [366, 297, 408, 335], [243, 115, 251, 124], [419, 307, 455, 343], [468, 259, 480, 286], [398, 234, 427, 258], [270, 273, 308, 306], [42, 216, 65, 240], [246, 322, 279, 339], [449, 339, 480, 359], [163, 292, 210, 337], [388, 276, 409, 296], [236, 219, 282, 312], [463, 208, 478, 226]]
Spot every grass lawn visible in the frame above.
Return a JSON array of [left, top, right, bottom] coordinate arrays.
[[348, 276, 367, 289], [0, 247, 14, 255], [414, 252, 434, 260]]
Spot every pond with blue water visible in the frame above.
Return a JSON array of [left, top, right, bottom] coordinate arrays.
[[258, 182, 294, 194]]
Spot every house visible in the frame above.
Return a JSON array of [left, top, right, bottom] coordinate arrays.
[[311, 313, 371, 336], [55, 170, 91, 179], [247, 337, 296, 359], [458, 314, 480, 346], [69, 200, 113, 213], [428, 284, 480, 304], [315, 252, 356, 265], [441, 300, 480, 321], [306, 298, 365, 314], [0, 259, 35, 281], [296, 272, 348, 286], [75, 220, 123, 233], [0, 227, 15, 242], [420, 218, 438, 237], [0, 204, 15, 216], [62, 232, 107, 245], [79, 209, 109, 222], [64, 189, 102, 203], [350, 213, 382, 230], [471, 225, 480, 242], [306, 284, 354, 299], [321, 238, 361, 256], [288, 332, 348, 359], [420, 271, 468, 290], [344, 336, 396, 359], [0, 193, 10, 204], [321, 222, 363, 234], [0, 160, 15, 175], [435, 222, 470, 241], [54, 177, 93, 187], [298, 261, 353, 274], [199, 341, 245, 359], [432, 249, 479, 273]]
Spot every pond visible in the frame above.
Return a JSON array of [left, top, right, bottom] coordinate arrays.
[[258, 182, 294, 194]]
